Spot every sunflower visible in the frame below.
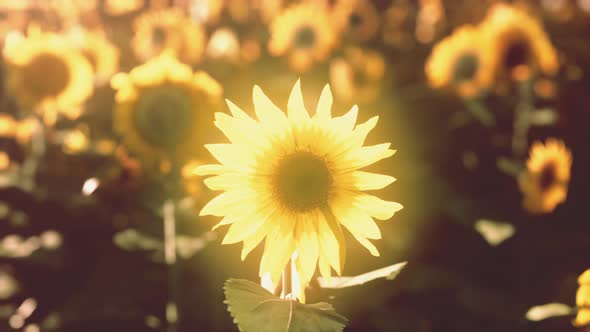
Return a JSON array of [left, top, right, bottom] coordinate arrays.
[[102, 0, 144, 17], [206, 27, 240, 63], [268, 3, 338, 72], [226, 0, 283, 24], [3, 27, 94, 118], [132, 8, 205, 64], [425, 25, 493, 98], [68, 28, 119, 83], [480, 4, 558, 81], [331, 0, 380, 42], [330, 47, 385, 103], [196, 80, 402, 302], [111, 51, 222, 169], [575, 269, 590, 327], [518, 139, 572, 214], [188, 0, 224, 26]]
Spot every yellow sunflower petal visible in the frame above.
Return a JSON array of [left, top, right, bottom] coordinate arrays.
[[314, 84, 333, 124], [351, 116, 379, 147], [331, 105, 358, 133], [241, 216, 277, 261], [259, 216, 296, 282], [336, 207, 381, 240], [194, 164, 226, 176], [355, 193, 403, 220], [214, 112, 267, 149], [287, 79, 310, 125], [295, 217, 320, 285], [225, 99, 253, 120], [203, 173, 249, 191], [205, 144, 256, 168], [222, 204, 275, 244], [353, 235, 380, 257], [200, 190, 252, 216], [343, 144, 396, 170], [318, 254, 332, 279], [317, 211, 346, 275], [253, 85, 288, 124], [351, 171, 396, 190]]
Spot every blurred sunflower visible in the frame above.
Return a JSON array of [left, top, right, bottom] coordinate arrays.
[[3, 27, 94, 118], [0, 6, 29, 40], [188, 0, 224, 25], [330, 47, 385, 103], [132, 8, 205, 64], [575, 269, 590, 327], [425, 25, 493, 98], [206, 27, 240, 63], [480, 4, 558, 81], [111, 51, 222, 169], [102, 0, 144, 17], [268, 3, 338, 72], [518, 139, 572, 214], [68, 28, 119, 83], [196, 80, 402, 302], [332, 0, 380, 42], [226, 0, 283, 24]]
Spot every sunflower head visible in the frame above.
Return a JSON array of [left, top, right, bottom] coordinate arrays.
[[102, 0, 144, 17], [3, 28, 94, 117], [132, 8, 205, 64], [332, 0, 380, 42], [518, 138, 572, 214], [111, 51, 222, 169], [480, 4, 558, 81], [425, 25, 493, 98], [196, 80, 402, 302], [268, 3, 339, 72], [68, 27, 119, 83], [330, 47, 385, 103], [575, 269, 590, 327]]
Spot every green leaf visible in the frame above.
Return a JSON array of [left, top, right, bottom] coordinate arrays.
[[525, 303, 574, 321], [474, 219, 515, 246], [529, 108, 557, 126], [317, 262, 407, 289], [224, 279, 348, 332]]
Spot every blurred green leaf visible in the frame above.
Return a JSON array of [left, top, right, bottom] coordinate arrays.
[[317, 262, 407, 289], [224, 278, 348, 332], [529, 108, 557, 126], [474, 219, 515, 246], [525, 303, 574, 321]]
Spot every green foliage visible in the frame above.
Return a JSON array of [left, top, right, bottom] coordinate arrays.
[[317, 262, 407, 289], [224, 278, 348, 332]]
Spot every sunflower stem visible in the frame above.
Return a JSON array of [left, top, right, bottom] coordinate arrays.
[[21, 114, 45, 192], [512, 80, 534, 158], [465, 98, 495, 127], [163, 199, 179, 332]]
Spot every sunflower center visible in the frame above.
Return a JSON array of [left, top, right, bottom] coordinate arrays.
[[152, 26, 167, 45], [273, 151, 332, 212], [349, 13, 363, 28], [539, 162, 556, 191], [133, 85, 195, 149], [294, 26, 316, 49], [453, 53, 479, 83], [353, 68, 370, 86], [504, 40, 530, 69], [21, 52, 70, 98]]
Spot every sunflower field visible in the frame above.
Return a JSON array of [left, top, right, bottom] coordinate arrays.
[[0, 0, 590, 331]]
